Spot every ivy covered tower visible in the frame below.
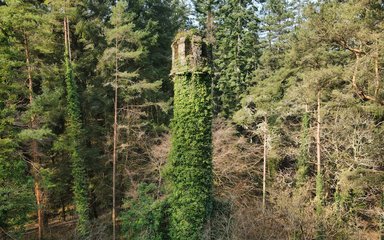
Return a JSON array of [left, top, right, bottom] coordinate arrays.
[[168, 31, 213, 240]]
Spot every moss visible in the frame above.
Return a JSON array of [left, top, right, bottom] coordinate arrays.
[[174, 29, 200, 41]]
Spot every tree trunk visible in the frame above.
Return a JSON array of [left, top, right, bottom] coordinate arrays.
[[316, 91, 321, 177], [24, 32, 46, 240], [61, 199, 66, 222], [206, 2, 214, 45], [315, 90, 324, 239], [262, 115, 268, 213], [34, 176, 44, 240], [66, 17, 71, 62], [374, 42, 380, 98], [112, 36, 118, 240], [64, 18, 68, 60], [316, 90, 322, 209], [351, 50, 384, 105]]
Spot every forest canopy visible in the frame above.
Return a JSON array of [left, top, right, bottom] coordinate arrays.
[[0, 0, 383, 239]]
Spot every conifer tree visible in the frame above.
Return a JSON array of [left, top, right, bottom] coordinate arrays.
[[215, 0, 259, 117], [98, 1, 156, 238], [233, 0, 294, 212], [0, 24, 34, 238], [0, 2, 55, 238], [56, 0, 114, 221], [192, 0, 217, 36], [289, 4, 347, 237], [296, 110, 310, 185], [63, 14, 90, 237], [300, 2, 384, 237], [0, 1, 384, 239]]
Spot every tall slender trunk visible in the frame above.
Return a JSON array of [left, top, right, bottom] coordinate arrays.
[[112, 36, 118, 240], [64, 14, 90, 236], [381, 188, 384, 240], [61, 198, 66, 222], [296, 105, 309, 185], [374, 42, 380, 98], [34, 177, 44, 240], [315, 90, 324, 240], [24, 32, 46, 240], [262, 115, 267, 213], [206, 2, 214, 45], [66, 17, 71, 62], [236, 12, 241, 90], [64, 18, 68, 60], [316, 91, 321, 177], [351, 51, 384, 105]]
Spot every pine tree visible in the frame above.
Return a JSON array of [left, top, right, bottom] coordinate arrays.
[[215, 0, 259, 117], [98, 1, 156, 238], [191, 0, 217, 38], [58, 0, 114, 221], [233, 0, 295, 212], [288, 3, 348, 238], [300, 2, 384, 238], [63, 13, 91, 237], [0, 1, 383, 239], [0, 24, 34, 238], [0, 2, 55, 238]]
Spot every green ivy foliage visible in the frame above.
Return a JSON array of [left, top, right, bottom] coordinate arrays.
[[121, 183, 167, 240], [64, 50, 90, 236], [168, 72, 213, 240]]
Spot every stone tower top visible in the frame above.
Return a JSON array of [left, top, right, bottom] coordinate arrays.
[[171, 31, 211, 75]]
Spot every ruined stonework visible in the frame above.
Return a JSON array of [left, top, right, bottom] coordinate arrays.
[[171, 31, 211, 75], [168, 31, 213, 240]]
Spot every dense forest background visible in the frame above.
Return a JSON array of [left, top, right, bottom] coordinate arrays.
[[0, 0, 383, 239]]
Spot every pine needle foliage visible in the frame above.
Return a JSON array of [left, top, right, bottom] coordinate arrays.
[[215, 0, 259, 117], [296, 111, 310, 185]]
